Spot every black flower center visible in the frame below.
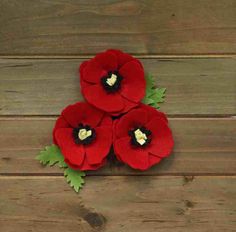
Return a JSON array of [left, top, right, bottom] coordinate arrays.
[[129, 127, 152, 147], [101, 71, 123, 93], [73, 124, 96, 145]]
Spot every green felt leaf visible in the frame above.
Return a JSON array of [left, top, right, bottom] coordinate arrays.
[[64, 168, 85, 193], [142, 74, 166, 109], [145, 73, 155, 89], [36, 144, 67, 168]]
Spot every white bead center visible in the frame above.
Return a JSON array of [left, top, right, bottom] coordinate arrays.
[[106, 73, 117, 86], [134, 129, 147, 145], [78, 128, 92, 141]]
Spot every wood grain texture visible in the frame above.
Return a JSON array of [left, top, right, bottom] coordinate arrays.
[[0, 0, 236, 55], [0, 58, 235, 116], [0, 1, 235, 231], [0, 176, 235, 232], [0, 117, 235, 175]]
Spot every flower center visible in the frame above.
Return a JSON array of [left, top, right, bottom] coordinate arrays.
[[78, 128, 92, 140], [101, 71, 123, 93], [73, 124, 96, 145], [129, 127, 152, 147]]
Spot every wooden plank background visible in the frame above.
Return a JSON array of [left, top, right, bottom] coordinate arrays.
[[0, 58, 235, 116], [0, 0, 236, 55], [0, 118, 235, 175], [0, 1, 235, 232], [1, 176, 235, 232]]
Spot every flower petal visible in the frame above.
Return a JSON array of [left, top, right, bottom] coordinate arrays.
[[55, 128, 85, 166], [146, 118, 174, 158], [65, 157, 106, 171], [114, 108, 148, 139], [120, 96, 138, 114], [53, 116, 70, 144], [94, 51, 118, 71], [110, 97, 138, 116], [82, 82, 124, 113], [140, 104, 168, 123], [99, 115, 113, 126], [119, 60, 145, 102], [114, 136, 149, 170], [107, 49, 137, 68], [81, 157, 107, 171], [62, 102, 104, 128], [81, 59, 107, 84], [148, 153, 162, 167], [85, 126, 112, 165], [79, 60, 88, 77]]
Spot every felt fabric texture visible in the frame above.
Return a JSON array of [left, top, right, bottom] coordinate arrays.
[[37, 48, 175, 194], [113, 104, 174, 171], [79, 49, 146, 115], [53, 102, 112, 171]]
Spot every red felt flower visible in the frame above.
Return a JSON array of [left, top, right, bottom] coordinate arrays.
[[53, 102, 112, 171], [113, 104, 174, 170], [79, 49, 146, 115]]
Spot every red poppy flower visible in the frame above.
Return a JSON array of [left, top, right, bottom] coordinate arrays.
[[113, 104, 174, 170], [79, 49, 146, 115], [53, 102, 112, 171]]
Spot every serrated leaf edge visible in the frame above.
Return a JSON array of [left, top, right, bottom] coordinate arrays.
[[143, 74, 166, 109], [64, 168, 85, 193], [36, 144, 68, 168]]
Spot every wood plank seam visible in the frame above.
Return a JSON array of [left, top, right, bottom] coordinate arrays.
[[0, 117, 235, 175], [0, 55, 236, 59], [1, 173, 236, 177], [1, 58, 235, 116]]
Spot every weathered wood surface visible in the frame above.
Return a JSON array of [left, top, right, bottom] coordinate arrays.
[[0, 176, 235, 232], [1, 1, 236, 230], [0, 58, 235, 116], [0, 0, 236, 55], [0, 117, 235, 175]]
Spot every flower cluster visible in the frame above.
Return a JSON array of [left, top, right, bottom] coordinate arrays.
[[53, 50, 174, 171]]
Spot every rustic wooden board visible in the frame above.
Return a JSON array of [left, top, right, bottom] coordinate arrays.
[[0, 0, 236, 55], [0, 58, 235, 116], [1, 1, 235, 231], [0, 176, 235, 232], [0, 117, 235, 175]]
